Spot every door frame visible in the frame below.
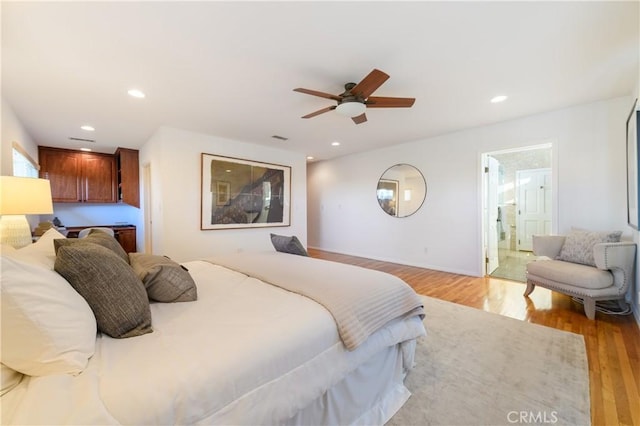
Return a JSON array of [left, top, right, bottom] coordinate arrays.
[[479, 141, 559, 276], [143, 162, 153, 254]]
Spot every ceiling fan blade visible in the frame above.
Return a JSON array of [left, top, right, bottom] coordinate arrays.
[[366, 96, 416, 108], [352, 113, 367, 124], [294, 88, 342, 101], [302, 105, 336, 119], [350, 69, 389, 99]]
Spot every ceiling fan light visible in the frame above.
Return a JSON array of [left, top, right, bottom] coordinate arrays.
[[336, 101, 366, 117]]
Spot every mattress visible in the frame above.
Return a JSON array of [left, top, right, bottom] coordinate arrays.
[[2, 259, 426, 425]]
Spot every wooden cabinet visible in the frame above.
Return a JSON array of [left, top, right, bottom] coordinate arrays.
[[38, 148, 82, 202], [39, 147, 116, 203], [115, 148, 140, 208], [81, 153, 117, 203], [113, 227, 137, 253], [65, 225, 137, 253], [39, 146, 139, 207]]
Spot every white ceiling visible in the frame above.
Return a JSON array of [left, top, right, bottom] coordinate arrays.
[[2, 1, 638, 161]]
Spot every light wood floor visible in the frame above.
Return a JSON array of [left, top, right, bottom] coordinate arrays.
[[308, 248, 640, 426]]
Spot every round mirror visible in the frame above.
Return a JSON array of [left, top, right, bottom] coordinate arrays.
[[376, 164, 426, 217]]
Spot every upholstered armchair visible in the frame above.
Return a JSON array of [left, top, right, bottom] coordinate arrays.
[[525, 232, 636, 320]]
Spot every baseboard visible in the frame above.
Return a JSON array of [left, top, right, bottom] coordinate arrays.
[[306, 246, 481, 277], [633, 301, 640, 329]]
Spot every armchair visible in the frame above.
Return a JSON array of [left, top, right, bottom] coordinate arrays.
[[525, 234, 636, 319]]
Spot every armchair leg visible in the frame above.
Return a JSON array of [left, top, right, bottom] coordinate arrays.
[[524, 281, 535, 297], [583, 298, 596, 320]]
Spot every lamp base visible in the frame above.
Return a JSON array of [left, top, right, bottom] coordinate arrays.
[[0, 215, 33, 249]]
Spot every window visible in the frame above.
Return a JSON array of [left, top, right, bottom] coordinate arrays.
[[12, 142, 38, 178]]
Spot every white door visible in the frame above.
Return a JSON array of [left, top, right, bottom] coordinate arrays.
[[516, 168, 552, 251], [485, 157, 500, 274]]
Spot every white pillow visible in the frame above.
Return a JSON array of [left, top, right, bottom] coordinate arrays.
[[3, 228, 66, 270], [0, 244, 17, 254], [0, 255, 97, 376], [0, 363, 23, 396]]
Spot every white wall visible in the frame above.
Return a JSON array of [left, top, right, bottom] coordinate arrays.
[[1, 98, 38, 175], [630, 73, 640, 324], [1, 98, 48, 230], [308, 96, 632, 278], [140, 126, 307, 262]]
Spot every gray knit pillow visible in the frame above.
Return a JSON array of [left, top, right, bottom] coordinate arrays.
[[557, 229, 622, 266], [54, 243, 152, 338], [270, 233, 308, 256], [129, 253, 197, 303], [54, 230, 129, 264]]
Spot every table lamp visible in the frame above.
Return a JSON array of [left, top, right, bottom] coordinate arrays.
[[0, 176, 54, 248]]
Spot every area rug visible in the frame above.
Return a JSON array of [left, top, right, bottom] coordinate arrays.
[[388, 296, 590, 426]]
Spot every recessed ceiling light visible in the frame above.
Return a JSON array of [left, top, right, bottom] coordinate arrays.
[[331, 141, 341, 146], [491, 95, 508, 103], [80, 148, 92, 152], [128, 89, 146, 98], [306, 156, 315, 160], [80, 125, 95, 131]]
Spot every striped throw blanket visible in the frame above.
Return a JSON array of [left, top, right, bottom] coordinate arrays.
[[205, 252, 425, 350]]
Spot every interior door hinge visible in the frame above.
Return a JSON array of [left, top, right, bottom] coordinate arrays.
[[484, 166, 489, 173]]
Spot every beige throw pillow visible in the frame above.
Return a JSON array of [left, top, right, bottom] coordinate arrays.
[[129, 253, 197, 303]]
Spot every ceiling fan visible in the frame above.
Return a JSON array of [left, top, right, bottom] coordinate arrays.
[[293, 69, 415, 124]]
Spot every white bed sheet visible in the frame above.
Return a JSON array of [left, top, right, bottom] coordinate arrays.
[[2, 260, 425, 425]]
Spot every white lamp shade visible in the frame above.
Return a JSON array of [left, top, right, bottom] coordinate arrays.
[[335, 101, 367, 117], [0, 176, 54, 215], [0, 177, 54, 248]]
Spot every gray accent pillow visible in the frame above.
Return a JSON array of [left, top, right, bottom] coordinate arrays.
[[270, 233, 308, 256], [129, 253, 197, 303], [54, 243, 152, 339], [54, 230, 129, 264], [557, 229, 622, 266]]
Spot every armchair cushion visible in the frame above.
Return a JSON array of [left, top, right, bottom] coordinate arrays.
[[527, 259, 613, 290], [556, 229, 621, 266]]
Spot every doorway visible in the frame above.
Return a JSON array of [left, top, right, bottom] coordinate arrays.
[[143, 163, 153, 254], [482, 144, 554, 282]]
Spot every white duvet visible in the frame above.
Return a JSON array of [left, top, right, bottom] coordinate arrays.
[[2, 260, 426, 425]]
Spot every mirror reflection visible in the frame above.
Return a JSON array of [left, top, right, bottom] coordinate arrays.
[[376, 164, 426, 217]]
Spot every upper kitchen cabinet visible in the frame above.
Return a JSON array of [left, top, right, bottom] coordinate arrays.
[[38, 147, 83, 202], [115, 148, 140, 208], [38, 146, 139, 207]]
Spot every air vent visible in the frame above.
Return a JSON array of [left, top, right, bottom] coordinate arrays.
[[271, 135, 288, 141], [69, 137, 96, 143]]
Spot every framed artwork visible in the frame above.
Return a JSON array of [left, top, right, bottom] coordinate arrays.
[[626, 98, 639, 229], [377, 178, 399, 217], [201, 153, 291, 230]]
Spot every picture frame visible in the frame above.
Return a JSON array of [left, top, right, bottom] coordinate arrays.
[[201, 153, 291, 230], [626, 98, 639, 229]]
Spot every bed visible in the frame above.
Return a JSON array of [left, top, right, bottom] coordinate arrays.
[[0, 229, 426, 425]]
